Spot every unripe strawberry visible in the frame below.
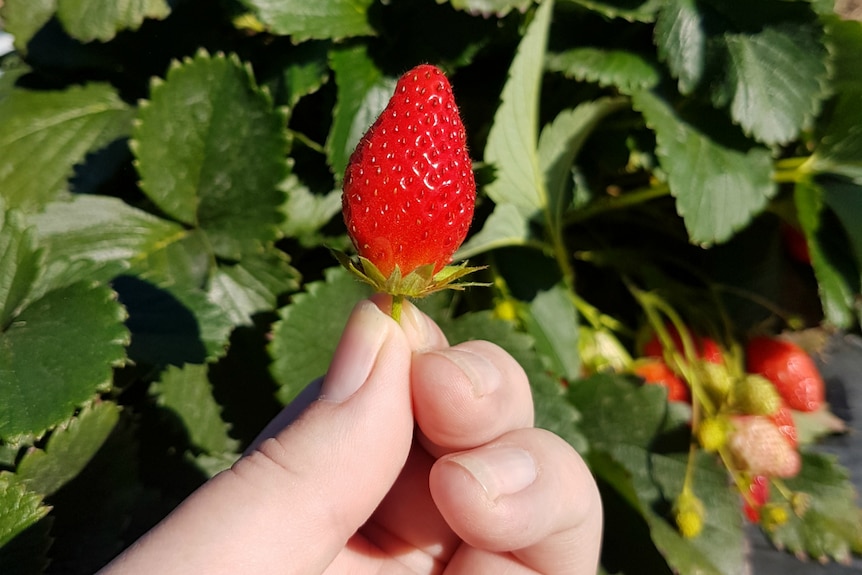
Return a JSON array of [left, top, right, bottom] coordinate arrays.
[[761, 503, 790, 532], [697, 416, 730, 452], [746, 336, 824, 412], [633, 359, 690, 403], [674, 490, 705, 539], [790, 491, 811, 516], [342, 64, 476, 279], [728, 415, 801, 478], [493, 298, 518, 322], [580, 326, 632, 374], [733, 374, 781, 416], [698, 360, 733, 403]]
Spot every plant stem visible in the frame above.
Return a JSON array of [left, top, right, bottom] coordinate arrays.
[[288, 129, 326, 155], [772, 156, 814, 184], [391, 294, 404, 324], [567, 183, 670, 224]]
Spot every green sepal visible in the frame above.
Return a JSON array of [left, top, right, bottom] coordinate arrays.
[[332, 250, 488, 298]]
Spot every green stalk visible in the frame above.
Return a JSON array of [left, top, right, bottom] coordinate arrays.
[[391, 294, 404, 324], [772, 155, 814, 184], [566, 183, 670, 225]]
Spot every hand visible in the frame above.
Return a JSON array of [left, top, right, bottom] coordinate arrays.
[[99, 296, 602, 574]]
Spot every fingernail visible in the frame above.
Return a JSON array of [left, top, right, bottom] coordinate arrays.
[[448, 446, 537, 501], [400, 302, 437, 352], [321, 300, 391, 402], [428, 347, 501, 397]]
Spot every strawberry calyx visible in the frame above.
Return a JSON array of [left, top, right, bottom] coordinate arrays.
[[333, 250, 487, 299]]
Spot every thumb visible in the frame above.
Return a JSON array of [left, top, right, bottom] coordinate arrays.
[[101, 299, 414, 575], [247, 298, 415, 569]]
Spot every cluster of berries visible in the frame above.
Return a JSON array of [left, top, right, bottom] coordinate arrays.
[[337, 63, 831, 541], [632, 325, 825, 532]]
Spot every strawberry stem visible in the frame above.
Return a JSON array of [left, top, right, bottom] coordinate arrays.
[[391, 294, 404, 324]]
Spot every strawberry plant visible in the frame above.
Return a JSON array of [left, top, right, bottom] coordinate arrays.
[[2, 0, 862, 573]]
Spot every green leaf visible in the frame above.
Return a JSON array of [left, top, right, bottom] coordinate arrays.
[[795, 180, 857, 328], [561, 0, 663, 22], [649, 452, 746, 575], [769, 453, 862, 562], [269, 266, 372, 404], [43, 414, 143, 573], [131, 229, 212, 291], [56, 0, 170, 43], [0, 209, 42, 329], [327, 44, 396, 185], [29, 194, 186, 288], [568, 372, 667, 453], [820, 178, 862, 325], [538, 98, 628, 229], [813, 94, 862, 182], [443, 0, 533, 17], [15, 401, 121, 496], [823, 179, 862, 272], [117, 276, 233, 365], [653, 0, 705, 94], [484, 0, 553, 218], [208, 252, 301, 327], [0, 508, 51, 575], [132, 51, 288, 260], [812, 18, 862, 181], [570, 374, 743, 574], [191, 452, 239, 478], [631, 89, 775, 245], [546, 48, 660, 92], [0, 474, 49, 548], [278, 174, 342, 243], [656, 2, 830, 145], [278, 42, 331, 108], [822, 15, 862, 93], [240, 0, 375, 41], [0, 281, 128, 439], [720, 24, 829, 146], [1, 0, 56, 53], [0, 83, 134, 211], [439, 309, 586, 452], [455, 203, 533, 259], [152, 364, 240, 454], [524, 284, 580, 382]]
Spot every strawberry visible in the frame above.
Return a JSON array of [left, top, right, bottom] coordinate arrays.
[[643, 324, 723, 365], [732, 374, 781, 416], [745, 336, 824, 412], [341, 64, 476, 284], [633, 359, 690, 403], [697, 415, 730, 452], [770, 403, 798, 448], [728, 415, 801, 479], [674, 490, 705, 539], [743, 474, 770, 523], [780, 222, 811, 265]]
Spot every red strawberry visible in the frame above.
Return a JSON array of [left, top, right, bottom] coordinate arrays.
[[633, 359, 690, 403], [342, 64, 476, 279], [643, 324, 723, 365], [728, 415, 801, 478], [770, 403, 798, 448], [780, 222, 811, 265], [743, 475, 770, 523], [746, 336, 824, 412]]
